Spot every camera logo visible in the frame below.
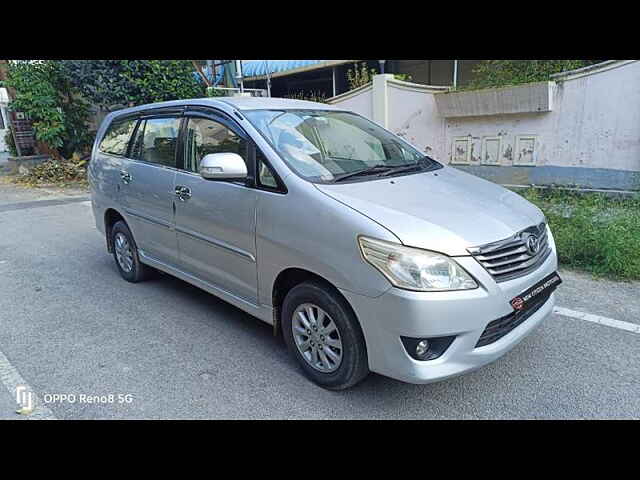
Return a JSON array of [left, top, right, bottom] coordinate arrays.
[[16, 385, 34, 415]]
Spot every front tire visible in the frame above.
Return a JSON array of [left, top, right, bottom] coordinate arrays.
[[111, 220, 152, 283], [282, 281, 369, 390]]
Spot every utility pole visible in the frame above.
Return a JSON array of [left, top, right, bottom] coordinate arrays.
[[453, 60, 458, 90], [235, 60, 244, 94], [265, 60, 271, 97]]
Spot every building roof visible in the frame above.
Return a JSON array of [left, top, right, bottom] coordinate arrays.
[[241, 60, 354, 80], [198, 60, 356, 86]]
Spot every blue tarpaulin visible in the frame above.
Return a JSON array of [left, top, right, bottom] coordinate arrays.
[[197, 60, 334, 85], [240, 60, 331, 78]]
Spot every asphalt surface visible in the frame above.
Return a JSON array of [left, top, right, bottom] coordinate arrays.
[[0, 180, 639, 419]]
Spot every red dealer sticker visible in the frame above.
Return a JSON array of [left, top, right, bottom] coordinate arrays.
[[511, 297, 525, 311], [510, 272, 562, 312]]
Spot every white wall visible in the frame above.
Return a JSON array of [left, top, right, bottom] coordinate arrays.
[[386, 79, 447, 160], [327, 62, 640, 189], [0, 88, 8, 152], [326, 83, 373, 121], [0, 105, 8, 152], [328, 76, 448, 160], [442, 61, 640, 173]]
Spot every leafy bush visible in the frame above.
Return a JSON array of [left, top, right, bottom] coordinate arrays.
[[518, 188, 640, 280], [284, 91, 327, 103], [393, 73, 413, 82], [346, 62, 377, 90], [3, 61, 93, 159], [59, 60, 206, 110], [345, 63, 412, 91], [4, 126, 18, 157], [206, 87, 227, 97], [464, 60, 601, 90]]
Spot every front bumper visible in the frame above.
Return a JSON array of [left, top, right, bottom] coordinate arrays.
[[340, 241, 558, 384]]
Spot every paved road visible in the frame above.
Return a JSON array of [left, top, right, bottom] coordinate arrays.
[[0, 181, 638, 419]]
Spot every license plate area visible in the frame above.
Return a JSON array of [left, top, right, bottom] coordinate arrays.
[[510, 271, 562, 312]]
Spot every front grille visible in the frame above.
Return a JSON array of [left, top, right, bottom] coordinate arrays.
[[468, 222, 550, 282], [475, 291, 551, 348]]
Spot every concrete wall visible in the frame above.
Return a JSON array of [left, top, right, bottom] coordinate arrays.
[[327, 61, 640, 191], [386, 78, 448, 160], [326, 83, 373, 120], [0, 88, 8, 152]]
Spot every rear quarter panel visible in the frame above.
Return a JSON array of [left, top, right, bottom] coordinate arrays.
[[88, 114, 125, 235]]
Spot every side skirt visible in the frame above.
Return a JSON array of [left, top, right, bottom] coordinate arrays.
[[138, 249, 274, 325]]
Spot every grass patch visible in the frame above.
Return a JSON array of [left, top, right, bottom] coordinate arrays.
[[517, 188, 640, 281]]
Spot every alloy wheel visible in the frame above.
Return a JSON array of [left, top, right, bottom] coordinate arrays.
[[292, 303, 343, 373]]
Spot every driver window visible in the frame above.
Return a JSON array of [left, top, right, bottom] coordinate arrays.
[[183, 117, 248, 173]]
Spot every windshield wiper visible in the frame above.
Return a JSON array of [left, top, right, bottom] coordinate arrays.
[[379, 156, 442, 177], [332, 165, 395, 182]]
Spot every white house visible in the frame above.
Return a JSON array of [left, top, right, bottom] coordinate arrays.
[[0, 87, 9, 152]]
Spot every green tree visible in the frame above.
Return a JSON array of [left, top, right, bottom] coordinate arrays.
[[59, 60, 206, 110], [2, 60, 92, 158], [465, 60, 601, 90]]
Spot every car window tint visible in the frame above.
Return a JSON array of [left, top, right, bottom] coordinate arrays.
[[183, 117, 248, 173], [139, 117, 180, 167], [99, 118, 137, 156]]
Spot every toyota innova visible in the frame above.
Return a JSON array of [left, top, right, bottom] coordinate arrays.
[[89, 97, 561, 390]]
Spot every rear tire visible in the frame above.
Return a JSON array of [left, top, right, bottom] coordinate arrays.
[[282, 281, 369, 390], [111, 220, 152, 283]]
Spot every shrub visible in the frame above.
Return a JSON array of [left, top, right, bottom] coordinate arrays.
[[3, 61, 93, 159], [518, 188, 640, 280], [283, 91, 327, 103], [4, 126, 18, 157], [346, 62, 377, 90], [464, 60, 601, 90], [59, 60, 206, 110]]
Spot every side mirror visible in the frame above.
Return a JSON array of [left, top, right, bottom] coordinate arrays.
[[199, 153, 248, 180]]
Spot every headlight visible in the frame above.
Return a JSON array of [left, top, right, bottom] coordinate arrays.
[[358, 236, 478, 292]]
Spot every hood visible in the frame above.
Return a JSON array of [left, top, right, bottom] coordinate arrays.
[[315, 166, 544, 256]]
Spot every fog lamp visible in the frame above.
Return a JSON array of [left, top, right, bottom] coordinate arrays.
[[416, 340, 430, 358]]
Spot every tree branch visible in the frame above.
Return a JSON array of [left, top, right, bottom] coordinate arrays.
[[192, 60, 211, 88]]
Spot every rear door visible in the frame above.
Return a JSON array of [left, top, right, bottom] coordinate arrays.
[[173, 109, 258, 304], [120, 114, 181, 266]]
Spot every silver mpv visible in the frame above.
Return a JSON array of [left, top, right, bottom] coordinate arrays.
[[89, 97, 561, 390]]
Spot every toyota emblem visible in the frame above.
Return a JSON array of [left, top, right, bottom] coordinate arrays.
[[525, 234, 540, 255]]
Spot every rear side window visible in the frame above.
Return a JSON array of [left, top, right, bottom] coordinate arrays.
[[99, 118, 137, 156], [134, 117, 181, 168]]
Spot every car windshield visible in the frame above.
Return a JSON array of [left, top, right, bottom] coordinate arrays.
[[243, 109, 441, 183]]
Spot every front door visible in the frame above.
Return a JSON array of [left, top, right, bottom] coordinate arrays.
[[120, 116, 181, 265], [173, 113, 258, 304]]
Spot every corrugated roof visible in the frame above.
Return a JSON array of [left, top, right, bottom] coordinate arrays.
[[241, 60, 332, 78], [196, 60, 355, 85]]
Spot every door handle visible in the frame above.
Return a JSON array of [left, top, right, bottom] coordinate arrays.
[[120, 170, 132, 184], [174, 185, 192, 201]]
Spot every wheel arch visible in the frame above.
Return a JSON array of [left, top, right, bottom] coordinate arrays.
[[104, 208, 127, 253], [271, 267, 362, 338]]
